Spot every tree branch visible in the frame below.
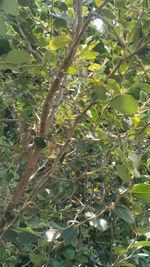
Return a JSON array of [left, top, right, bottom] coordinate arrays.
[[0, 119, 19, 123], [0, 0, 111, 233], [23, 101, 96, 206], [97, 0, 110, 10], [94, 12, 126, 48], [0, 7, 92, 232], [94, 12, 150, 80], [123, 39, 150, 60], [16, 20, 43, 62], [75, 0, 83, 37]]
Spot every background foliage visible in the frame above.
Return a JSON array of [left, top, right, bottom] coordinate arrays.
[[0, 0, 150, 266]]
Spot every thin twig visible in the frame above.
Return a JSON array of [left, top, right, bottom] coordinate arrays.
[[24, 101, 96, 205], [16, 19, 43, 62], [0, 119, 19, 123]]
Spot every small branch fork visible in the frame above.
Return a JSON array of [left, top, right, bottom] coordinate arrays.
[[24, 101, 96, 206], [16, 19, 43, 62], [94, 12, 150, 80]]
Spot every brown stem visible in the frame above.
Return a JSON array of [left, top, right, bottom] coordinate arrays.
[[7, 149, 41, 209], [0, 8, 91, 232], [24, 101, 96, 205], [0, 1, 111, 233], [123, 39, 150, 61]]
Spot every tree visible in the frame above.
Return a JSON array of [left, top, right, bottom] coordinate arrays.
[[0, 0, 150, 266]]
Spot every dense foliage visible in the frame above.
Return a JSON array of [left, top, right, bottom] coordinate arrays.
[[0, 0, 150, 266]]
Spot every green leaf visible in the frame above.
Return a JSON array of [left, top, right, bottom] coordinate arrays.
[[113, 246, 127, 255], [0, 246, 7, 261], [76, 254, 88, 263], [131, 241, 150, 248], [136, 226, 150, 235], [54, 1, 68, 11], [94, 84, 107, 100], [111, 95, 139, 115], [18, 0, 31, 6], [3, 229, 18, 243], [67, 66, 77, 75], [61, 226, 78, 243], [132, 183, 150, 202], [128, 152, 141, 170], [48, 35, 71, 50], [117, 264, 135, 267], [142, 20, 150, 36], [0, 171, 13, 181], [81, 50, 98, 60], [43, 50, 57, 65], [95, 0, 103, 7], [107, 79, 120, 94], [0, 0, 18, 15], [88, 63, 101, 72], [5, 50, 31, 65], [30, 253, 44, 267], [52, 260, 61, 267], [53, 17, 68, 29], [0, 38, 10, 56], [64, 248, 75, 260], [113, 206, 135, 224], [35, 137, 47, 149], [129, 83, 150, 94], [18, 232, 38, 245], [102, 9, 115, 19], [116, 165, 130, 182], [0, 16, 6, 35]]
